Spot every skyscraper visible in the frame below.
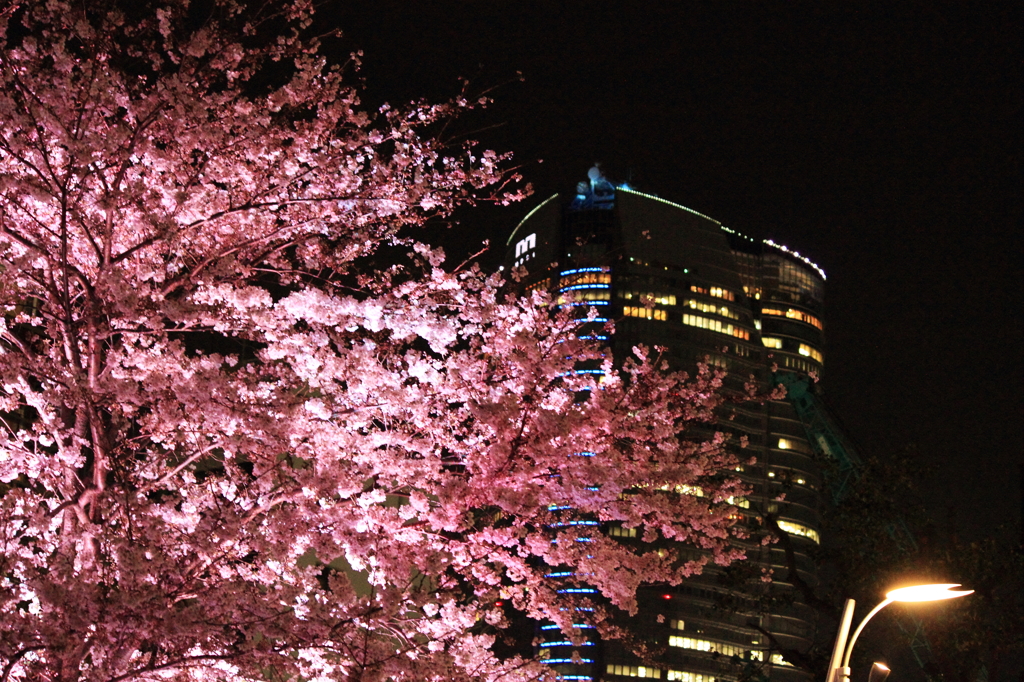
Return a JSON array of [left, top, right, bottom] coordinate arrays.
[[504, 168, 830, 682]]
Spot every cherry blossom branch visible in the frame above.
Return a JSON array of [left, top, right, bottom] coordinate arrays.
[[0, 645, 48, 682]]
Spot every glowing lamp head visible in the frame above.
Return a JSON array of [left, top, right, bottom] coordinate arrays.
[[885, 583, 973, 602], [868, 662, 891, 682]]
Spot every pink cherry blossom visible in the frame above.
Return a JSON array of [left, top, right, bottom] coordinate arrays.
[[0, 2, 749, 680]]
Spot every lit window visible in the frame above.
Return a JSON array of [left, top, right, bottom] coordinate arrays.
[[709, 287, 735, 301], [607, 664, 662, 679], [684, 299, 740, 320], [669, 636, 712, 652], [726, 496, 750, 509], [668, 638, 748, 658], [667, 672, 716, 682], [558, 290, 611, 304], [669, 619, 685, 630], [783, 356, 817, 373], [761, 337, 783, 349], [560, 270, 611, 287], [622, 291, 678, 306], [608, 525, 638, 538], [771, 653, 792, 666], [682, 314, 750, 340], [778, 438, 792, 450], [625, 306, 667, 321], [776, 520, 820, 544], [659, 483, 703, 497], [788, 309, 822, 329], [525, 278, 550, 293], [798, 344, 823, 363]]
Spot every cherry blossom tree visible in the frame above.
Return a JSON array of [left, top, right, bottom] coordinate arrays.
[[0, 2, 749, 680]]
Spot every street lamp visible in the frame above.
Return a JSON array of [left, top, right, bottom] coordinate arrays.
[[826, 583, 973, 682]]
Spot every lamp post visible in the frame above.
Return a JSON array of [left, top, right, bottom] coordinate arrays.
[[826, 583, 973, 682]]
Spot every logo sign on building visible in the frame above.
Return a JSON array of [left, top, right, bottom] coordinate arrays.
[[514, 233, 536, 267]]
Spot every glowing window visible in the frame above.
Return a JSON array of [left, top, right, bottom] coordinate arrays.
[[783, 355, 817, 372], [682, 314, 750, 340], [776, 520, 820, 544], [771, 653, 792, 666], [560, 271, 611, 287], [778, 438, 792, 450], [622, 291, 677, 306], [625, 306, 667, 321], [525, 278, 550, 293], [608, 525, 638, 538], [668, 638, 747, 658], [709, 287, 735, 301], [761, 337, 783, 348], [606, 667, 663, 675], [669, 636, 712, 652], [798, 344, 823, 363], [684, 299, 740, 320], [558, 290, 611, 304], [760, 307, 823, 330], [669, 619, 685, 630], [659, 483, 703, 497], [667, 672, 716, 682], [726, 495, 750, 509], [607, 665, 662, 679]]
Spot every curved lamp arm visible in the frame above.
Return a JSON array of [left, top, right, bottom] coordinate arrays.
[[828, 584, 973, 682], [841, 598, 893, 669]]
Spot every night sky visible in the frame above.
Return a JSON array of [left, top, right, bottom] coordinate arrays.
[[321, 1, 1021, 543]]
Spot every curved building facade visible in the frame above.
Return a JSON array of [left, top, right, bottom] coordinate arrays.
[[504, 169, 829, 682]]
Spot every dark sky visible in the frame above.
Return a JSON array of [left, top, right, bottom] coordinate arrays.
[[321, 1, 1022, 542]]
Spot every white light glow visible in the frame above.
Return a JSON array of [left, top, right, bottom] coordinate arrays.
[[885, 584, 974, 602]]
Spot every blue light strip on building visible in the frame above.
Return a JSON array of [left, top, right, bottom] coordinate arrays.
[[541, 624, 596, 630], [543, 641, 596, 647], [560, 267, 609, 276], [536, 266, 616, 678], [561, 283, 611, 290]]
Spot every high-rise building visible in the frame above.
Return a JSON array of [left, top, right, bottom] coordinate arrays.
[[503, 168, 830, 682]]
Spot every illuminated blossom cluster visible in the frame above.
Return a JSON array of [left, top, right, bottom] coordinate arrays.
[[0, 2, 748, 680]]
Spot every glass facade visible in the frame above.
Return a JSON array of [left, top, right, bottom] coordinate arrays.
[[504, 170, 829, 682]]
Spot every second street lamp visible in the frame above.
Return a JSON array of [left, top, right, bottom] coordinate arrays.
[[826, 583, 974, 682]]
